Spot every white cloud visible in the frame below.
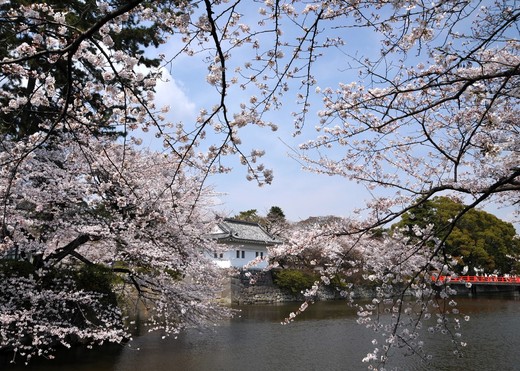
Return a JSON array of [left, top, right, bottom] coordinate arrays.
[[154, 68, 196, 123]]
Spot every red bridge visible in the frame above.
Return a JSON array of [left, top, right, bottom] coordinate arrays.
[[433, 275, 520, 285]]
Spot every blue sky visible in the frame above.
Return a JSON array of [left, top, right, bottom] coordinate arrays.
[[149, 65, 369, 221], [148, 64, 519, 227], [143, 47, 375, 221], [139, 3, 519, 228], [136, 3, 385, 222]]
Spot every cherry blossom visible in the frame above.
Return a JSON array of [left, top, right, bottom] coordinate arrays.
[[0, 132, 231, 363], [1, 0, 518, 368]]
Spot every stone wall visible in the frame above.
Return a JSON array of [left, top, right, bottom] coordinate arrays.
[[221, 269, 380, 305], [225, 269, 520, 304], [229, 270, 294, 305], [447, 283, 520, 295]]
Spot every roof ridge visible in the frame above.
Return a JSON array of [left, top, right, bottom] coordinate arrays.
[[222, 218, 260, 226]]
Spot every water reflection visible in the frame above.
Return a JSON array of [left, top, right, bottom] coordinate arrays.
[[3, 294, 520, 371]]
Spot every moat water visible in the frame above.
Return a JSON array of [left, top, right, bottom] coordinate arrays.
[[4, 293, 520, 370]]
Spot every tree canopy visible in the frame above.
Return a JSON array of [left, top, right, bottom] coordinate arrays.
[[0, 0, 171, 141], [233, 206, 287, 235], [234, 209, 261, 223], [0, 1, 230, 363], [267, 206, 285, 221], [0, 136, 230, 363], [395, 196, 520, 274]]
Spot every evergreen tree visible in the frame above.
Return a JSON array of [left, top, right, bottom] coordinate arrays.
[[267, 206, 286, 223], [395, 197, 520, 274], [234, 209, 261, 223], [0, 0, 174, 140]]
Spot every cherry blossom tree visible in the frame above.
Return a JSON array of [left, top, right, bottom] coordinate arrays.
[[297, 1, 519, 229], [261, 1, 517, 367], [1, 2, 517, 198], [1, 0, 518, 368], [179, 0, 516, 367], [1, 1, 232, 363], [269, 217, 471, 367], [0, 132, 230, 363]]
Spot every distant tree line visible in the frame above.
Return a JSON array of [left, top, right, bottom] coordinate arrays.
[[236, 199, 520, 277]]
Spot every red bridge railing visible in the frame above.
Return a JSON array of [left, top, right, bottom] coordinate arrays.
[[433, 275, 520, 284]]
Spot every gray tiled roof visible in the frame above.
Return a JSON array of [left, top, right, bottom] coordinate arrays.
[[213, 218, 282, 245]]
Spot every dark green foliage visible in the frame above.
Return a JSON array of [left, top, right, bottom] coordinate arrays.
[[234, 206, 287, 235], [273, 269, 318, 295], [0, 260, 121, 333], [234, 209, 261, 223], [395, 196, 520, 274], [164, 268, 183, 280], [0, 259, 35, 278], [0, 259, 118, 303], [267, 206, 285, 222], [0, 0, 175, 140], [76, 264, 117, 298]]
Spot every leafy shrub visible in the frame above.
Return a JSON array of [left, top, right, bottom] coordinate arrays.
[[75, 264, 119, 305], [273, 269, 318, 295], [0, 259, 35, 278]]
